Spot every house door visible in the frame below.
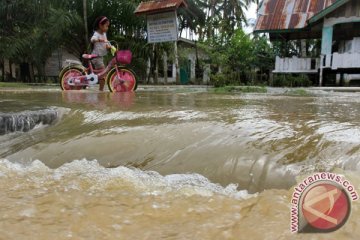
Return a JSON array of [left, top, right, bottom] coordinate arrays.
[[180, 59, 191, 84]]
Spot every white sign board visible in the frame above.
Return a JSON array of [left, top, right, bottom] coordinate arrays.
[[147, 11, 178, 43]]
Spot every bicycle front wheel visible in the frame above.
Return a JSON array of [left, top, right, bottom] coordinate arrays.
[[107, 67, 137, 93]]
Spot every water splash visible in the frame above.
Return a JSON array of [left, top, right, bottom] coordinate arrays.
[[0, 108, 59, 135]]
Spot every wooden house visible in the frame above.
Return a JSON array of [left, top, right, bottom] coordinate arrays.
[[254, 0, 360, 86]]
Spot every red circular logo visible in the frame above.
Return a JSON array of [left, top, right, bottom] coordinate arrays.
[[301, 183, 351, 232]]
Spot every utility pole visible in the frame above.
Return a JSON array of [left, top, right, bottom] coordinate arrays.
[[83, 0, 89, 48]]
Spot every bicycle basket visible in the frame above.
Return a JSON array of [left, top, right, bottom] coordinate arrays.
[[116, 50, 132, 65]]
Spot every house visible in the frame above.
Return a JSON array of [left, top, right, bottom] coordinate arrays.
[[0, 49, 79, 82], [147, 38, 211, 85], [45, 49, 79, 77], [254, 0, 360, 86]]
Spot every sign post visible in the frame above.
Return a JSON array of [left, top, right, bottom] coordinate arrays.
[[135, 0, 188, 84], [147, 11, 178, 44]]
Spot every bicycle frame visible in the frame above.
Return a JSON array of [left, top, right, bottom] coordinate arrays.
[[67, 57, 122, 87]]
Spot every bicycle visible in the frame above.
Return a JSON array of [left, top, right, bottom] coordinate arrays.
[[59, 42, 137, 92]]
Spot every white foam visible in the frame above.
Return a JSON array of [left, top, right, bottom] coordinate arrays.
[[82, 110, 208, 124], [317, 121, 360, 143], [0, 159, 253, 200]]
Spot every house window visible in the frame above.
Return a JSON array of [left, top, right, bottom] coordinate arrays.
[[167, 62, 173, 78], [311, 59, 316, 70]]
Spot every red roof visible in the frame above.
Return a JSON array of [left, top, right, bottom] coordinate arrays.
[[254, 0, 337, 32], [135, 0, 188, 15]]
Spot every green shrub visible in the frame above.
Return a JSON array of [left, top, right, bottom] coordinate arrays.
[[210, 73, 228, 87], [272, 74, 312, 87]]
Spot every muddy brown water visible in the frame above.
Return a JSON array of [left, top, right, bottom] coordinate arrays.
[[1, 90, 360, 239]]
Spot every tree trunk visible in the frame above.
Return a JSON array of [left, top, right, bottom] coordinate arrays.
[[174, 41, 180, 84], [83, 0, 89, 48], [153, 44, 158, 85], [146, 58, 151, 84], [0, 59, 4, 81], [29, 63, 35, 83], [163, 53, 168, 85], [207, 0, 216, 39], [9, 60, 13, 80]]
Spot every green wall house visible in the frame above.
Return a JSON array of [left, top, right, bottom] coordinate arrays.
[[255, 0, 360, 86]]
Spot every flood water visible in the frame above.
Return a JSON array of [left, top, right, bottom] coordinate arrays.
[[1, 89, 360, 239]]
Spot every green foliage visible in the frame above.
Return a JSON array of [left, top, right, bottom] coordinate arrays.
[[272, 39, 322, 58], [204, 29, 275, 86], [210, 73, 228, 87], [272, 74, 312, 87], [252, 34, 275, 72], [227, 29, 254, 71]]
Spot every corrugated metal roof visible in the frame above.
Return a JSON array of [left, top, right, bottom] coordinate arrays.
[[254, 0, 337, 32], [135, 0, 187, 15]]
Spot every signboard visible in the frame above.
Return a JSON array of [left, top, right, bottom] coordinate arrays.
[[147, 11, 178, 43]]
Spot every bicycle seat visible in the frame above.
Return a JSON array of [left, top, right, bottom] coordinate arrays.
[[82, 54, 98, 60]]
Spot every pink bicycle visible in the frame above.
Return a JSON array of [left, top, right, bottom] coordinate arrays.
[[59, 42, 137, 92]]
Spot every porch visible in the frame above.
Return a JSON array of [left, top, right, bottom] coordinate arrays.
[[322, 52, 360, 69], [274, 56, 320, 74]]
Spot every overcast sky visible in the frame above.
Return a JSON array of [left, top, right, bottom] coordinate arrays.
[[247, 3, 258, 20], [244, 3, 258, 33]]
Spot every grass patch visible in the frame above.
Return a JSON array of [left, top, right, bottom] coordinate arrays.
[[212, 86, 236, 93], [0, 82, 31, 88], [240, 86, 268, 93], [212, 86, 267, 93], [285, 88, 311, 96], [0, 82, 57, 89]]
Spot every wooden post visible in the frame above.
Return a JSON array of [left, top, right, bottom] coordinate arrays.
[[319, 26, 333, 86], [319, 68, 323, 87], [301, 40, 307, 57]]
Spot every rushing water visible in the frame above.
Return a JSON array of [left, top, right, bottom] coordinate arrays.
[[1, 89, 360, 239]]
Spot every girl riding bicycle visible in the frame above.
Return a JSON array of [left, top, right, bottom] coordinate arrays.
[[91, 16, 112, 91], [59, 16, 137, 93]]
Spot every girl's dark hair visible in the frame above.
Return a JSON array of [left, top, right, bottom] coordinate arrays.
[[93, 16, 110, 30]]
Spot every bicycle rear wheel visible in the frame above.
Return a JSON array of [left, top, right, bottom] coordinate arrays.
[[59, 67, 84, 91]]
